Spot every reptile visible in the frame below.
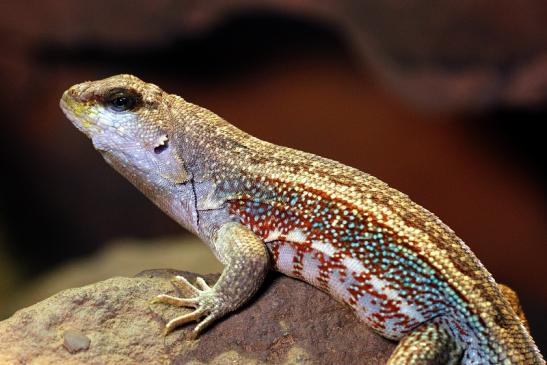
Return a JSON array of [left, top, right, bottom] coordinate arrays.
[[60, 74, 544, 364]]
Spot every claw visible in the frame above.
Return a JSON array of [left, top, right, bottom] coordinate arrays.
[[171, 275, 200, 296], [151, 294, 198, 307], [195, 277, 211, 291], [164, 308, 206, 335], [192, 312, 220, 336], [153, 275, 221, 337]]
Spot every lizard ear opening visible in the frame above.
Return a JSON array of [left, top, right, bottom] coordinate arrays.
[[151, 134, 189, 184], [153, 135, 169, 154]]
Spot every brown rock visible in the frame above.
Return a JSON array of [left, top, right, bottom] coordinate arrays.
[[0, 269, 395, 364], [2, 0, 546, 110]]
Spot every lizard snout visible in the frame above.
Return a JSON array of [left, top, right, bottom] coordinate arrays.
[[64, 81, 93, 101]]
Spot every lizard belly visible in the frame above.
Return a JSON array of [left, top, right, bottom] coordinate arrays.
[[265, 238, 432, 340]]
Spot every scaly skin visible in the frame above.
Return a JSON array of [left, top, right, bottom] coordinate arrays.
[[60, 74, 544, 365]]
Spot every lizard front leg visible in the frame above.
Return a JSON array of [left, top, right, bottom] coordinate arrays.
[[152, 222, 270, 338]]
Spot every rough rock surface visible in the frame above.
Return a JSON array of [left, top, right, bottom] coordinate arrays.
[[0, 269, 395, 364]]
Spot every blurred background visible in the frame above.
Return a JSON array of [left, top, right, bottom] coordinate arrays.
[[0, 0, 545, 353]]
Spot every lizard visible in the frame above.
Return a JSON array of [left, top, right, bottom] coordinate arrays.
[[60, 74, 544, 365]]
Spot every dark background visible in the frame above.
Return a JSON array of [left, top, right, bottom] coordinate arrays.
[[0, 0, 545, 354]]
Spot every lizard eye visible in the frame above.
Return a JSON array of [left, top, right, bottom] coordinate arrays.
[[106, 89, 139, 112]]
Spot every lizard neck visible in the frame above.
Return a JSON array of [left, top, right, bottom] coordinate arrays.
[[168, 95, 269, 183], [101, 149, 201, 235]]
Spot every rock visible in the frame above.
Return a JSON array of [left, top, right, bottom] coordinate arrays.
[[63, 329, 91, 354], [2, 0, 546, 110], [339, 1, 547, 110], [0, 269, 395, 364]]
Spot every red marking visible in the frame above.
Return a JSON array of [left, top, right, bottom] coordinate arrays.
[[453, 320, 468, 337], [226, 176, 476, 329]]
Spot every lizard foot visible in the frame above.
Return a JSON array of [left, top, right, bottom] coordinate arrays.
[[151, 275, 222, 338], [151, 223, 270, 339]]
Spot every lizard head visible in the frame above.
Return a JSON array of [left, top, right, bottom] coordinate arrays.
[[60, 74, 189, 185]]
